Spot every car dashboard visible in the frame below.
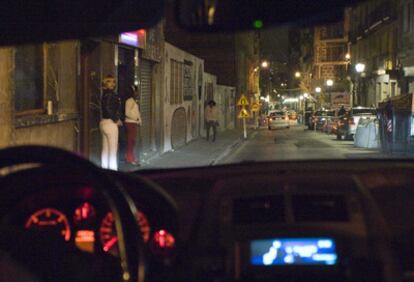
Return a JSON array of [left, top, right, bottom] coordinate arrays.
[[1, 160, 414, 282], [138, 160, 414, 282]]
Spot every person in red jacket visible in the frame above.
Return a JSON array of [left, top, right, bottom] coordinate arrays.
[[124, 85, 142, 166]]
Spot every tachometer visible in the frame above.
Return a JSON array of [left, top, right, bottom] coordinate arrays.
[[25, 208, 71, 241], [99, 210, 151, 255]]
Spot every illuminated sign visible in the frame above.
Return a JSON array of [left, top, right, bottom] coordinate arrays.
[[250, 238, 337, 266], [119, 29, 146, 48]]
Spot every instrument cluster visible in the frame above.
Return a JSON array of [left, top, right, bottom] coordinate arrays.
[[19, 185, 175, 257]]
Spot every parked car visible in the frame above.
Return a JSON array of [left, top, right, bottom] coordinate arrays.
[[325, 114, 340, 134], [267, 110, 290, 130], [310, 110, 335, 131], [336, 107, 377, 140], [288, 111, 298, 120]]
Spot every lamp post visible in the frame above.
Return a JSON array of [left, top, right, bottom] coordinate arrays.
[[303, 93, 309, 125], [355, 63, 366, 106], [325, 79, 334, 107]]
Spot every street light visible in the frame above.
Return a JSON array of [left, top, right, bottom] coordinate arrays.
[[326, 79, 334, 87], [315, 87, 322, 93], [355, 63, 366, 73], [355, 63, 366, 106], [345, 53, 351, 60], [303, 93, 309, 98], [295, 71, 301, 78], [325, 80, 334, 108], [261, 61, 269, 68]]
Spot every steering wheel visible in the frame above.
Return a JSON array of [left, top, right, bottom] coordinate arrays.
[[0, 145, 145, 282]]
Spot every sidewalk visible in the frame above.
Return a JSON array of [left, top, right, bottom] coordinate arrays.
[[135, 129, 248, 170]]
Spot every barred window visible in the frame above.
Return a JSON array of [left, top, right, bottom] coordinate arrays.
[[15, 44, 45, 114], [170, 59, 183, 105]]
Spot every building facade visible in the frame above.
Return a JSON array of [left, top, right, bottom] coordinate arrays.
[[349, 0, 400, 107], [398, 0, 414, 95], [0, 19, 239, 168], [312, 9, 351, 108]]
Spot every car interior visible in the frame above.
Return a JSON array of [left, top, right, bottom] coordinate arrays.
[[0, 0, 413, 282]]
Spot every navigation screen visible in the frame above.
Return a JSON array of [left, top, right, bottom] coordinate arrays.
[[250, 238, 337, 266]]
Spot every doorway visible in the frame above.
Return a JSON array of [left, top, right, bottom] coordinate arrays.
[[117, 47, 135, 163]]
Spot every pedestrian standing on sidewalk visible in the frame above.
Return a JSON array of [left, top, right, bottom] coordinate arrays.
[[124, 85, 142, 166], [205, 100, 219, 142], [100, 75, 122, 171], [338, 105, 346, 117]]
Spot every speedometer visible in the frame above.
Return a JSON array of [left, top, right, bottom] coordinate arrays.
[[99, 210, 151, 255], [25, 208, 71, 241]]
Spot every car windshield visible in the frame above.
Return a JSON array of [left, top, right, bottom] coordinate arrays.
[[1, 0, 412, 172]]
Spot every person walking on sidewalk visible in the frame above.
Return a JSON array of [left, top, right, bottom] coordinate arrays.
[[205, 100, 219, 142], [100, 75, 122, 171], [124, 85, 142, 166]]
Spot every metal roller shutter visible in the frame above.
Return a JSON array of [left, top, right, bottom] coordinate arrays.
[[140, 59, 153, 152]]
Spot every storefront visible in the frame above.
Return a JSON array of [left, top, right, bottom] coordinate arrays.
[[80, 24, 162, 166], [117, 27, 162, 160]]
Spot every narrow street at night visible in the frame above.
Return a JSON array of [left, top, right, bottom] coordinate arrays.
[[220, 124, 411, 164]]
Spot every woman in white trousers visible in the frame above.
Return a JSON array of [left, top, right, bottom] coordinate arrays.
[[100, 75, 122, 171], [100, 119, 119, 170]]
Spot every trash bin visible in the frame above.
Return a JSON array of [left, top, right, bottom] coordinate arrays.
[[354, 119, 379, 149]]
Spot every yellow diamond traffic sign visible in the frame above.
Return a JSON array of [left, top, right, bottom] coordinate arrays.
[[251, 103, 260, 112], [237, 95, 249, 106], [238, 108, 251, 119]]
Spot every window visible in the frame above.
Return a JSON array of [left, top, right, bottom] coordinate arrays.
[[170, 59, 183, 105], [404, 3, 412, 33], [15, 44, 45, 114], [320, 23, 344, 40], [391, 82, 396, 97], [320, 44, 346, 62], [205, 82, 214, 102]]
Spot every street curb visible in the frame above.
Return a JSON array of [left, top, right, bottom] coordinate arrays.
[[209, 137, 244, 166], [210, 130, 256, 165]]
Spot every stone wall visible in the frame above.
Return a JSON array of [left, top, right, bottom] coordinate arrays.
[[0, 48, 14, 148]]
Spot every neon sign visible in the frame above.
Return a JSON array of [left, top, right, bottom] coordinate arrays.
[[119, 29, 146, 48]]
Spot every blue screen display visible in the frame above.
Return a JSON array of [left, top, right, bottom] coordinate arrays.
[[250, 238, 337, 266]]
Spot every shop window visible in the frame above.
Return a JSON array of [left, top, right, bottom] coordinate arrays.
[[15, 44, 45, 114], [404, 3, 412, 33], [170, 59, 183, 105], [391, 82, 396, 97], [205, 82, 214, 102]]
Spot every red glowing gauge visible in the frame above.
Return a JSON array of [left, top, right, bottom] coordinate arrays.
[[149, 229, 176, 256], [153, 229, 175, 248], [99, 210, 151, 255], [73, 202, 96, 225], [25, 208, 71, 241]]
